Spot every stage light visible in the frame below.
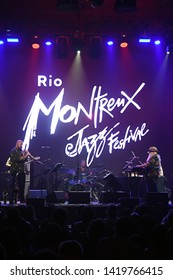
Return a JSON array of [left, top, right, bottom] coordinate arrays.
[[107, 40, 114, 46], [32, 36, 40, 49], [72, 37, 84, 54], [7, 38, 19, 43], [0, 40, 4, 45], [89, 36, 102, 58], [32, 43, 40, 49], [115, 0, 136, 12], [88, 0, 106, 8], [5, 29, 20, 44], [55, 36, 68, 58], [120, 41, 128, 48], [154, 40, 161, 45], [45, 41, 52, 46], [166, 45, 173, 54], [120, 34, 128, 48], [139, 38, 151, 43]]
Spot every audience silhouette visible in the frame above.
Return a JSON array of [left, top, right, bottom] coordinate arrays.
[[0, 201, 173, 260]]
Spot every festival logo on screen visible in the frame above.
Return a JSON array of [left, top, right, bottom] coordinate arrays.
[[22, 75, 149, 166]]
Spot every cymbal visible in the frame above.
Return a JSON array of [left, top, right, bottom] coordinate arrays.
[[103, 172, 112, 179]]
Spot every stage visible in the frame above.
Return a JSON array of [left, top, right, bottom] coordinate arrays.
[[0, 190, 172, 225]]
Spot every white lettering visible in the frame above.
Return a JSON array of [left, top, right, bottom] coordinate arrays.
[[22, 81, 147, 163], [65, 122, 149, 166], [37, 75, 62, 87], [120, 82, 145, 113]]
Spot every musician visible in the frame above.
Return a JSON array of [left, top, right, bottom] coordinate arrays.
[[9, 139, 31, 203], [136, 146, 163, 192], [75, 159, 92, 183]]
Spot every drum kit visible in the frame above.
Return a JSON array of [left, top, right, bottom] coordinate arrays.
[[48, 162, 109, 201]]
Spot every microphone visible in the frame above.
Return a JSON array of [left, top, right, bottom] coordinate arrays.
[[42, 146, 50, 149]]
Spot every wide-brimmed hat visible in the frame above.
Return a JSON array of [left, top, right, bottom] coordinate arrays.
[[148, 146, 158, 153]]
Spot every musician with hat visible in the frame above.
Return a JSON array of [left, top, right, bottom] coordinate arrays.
[[136, 146, 163, 192]]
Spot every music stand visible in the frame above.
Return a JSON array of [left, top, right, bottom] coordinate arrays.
[[49, 163, 62, 173], [48, 162, 63, 192]]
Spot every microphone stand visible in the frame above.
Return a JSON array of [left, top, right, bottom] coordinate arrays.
[[122, 151, 140, 198], [122, 151, 140, 171], [122, 157, 135, 171], [76, 154, 80, 182]]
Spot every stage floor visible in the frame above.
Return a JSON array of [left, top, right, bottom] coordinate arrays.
[[0, 194, 172, 225]]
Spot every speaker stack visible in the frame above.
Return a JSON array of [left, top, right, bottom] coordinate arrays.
[[68, 191, 90, 204], [99, 191, 129, 203]]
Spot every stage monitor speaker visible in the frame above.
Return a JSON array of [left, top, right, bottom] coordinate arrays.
[[29, 189, 47, 198], [46, 191, 66, 203], [119, 197, 139, 210], [103, 173, 122, 192], [145, 192, 168, 206], [99, 191, 129, 203], [68, 191, 90, 204]]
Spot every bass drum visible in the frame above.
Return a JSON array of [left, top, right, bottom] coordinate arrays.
[[71, 183, 86, 191]]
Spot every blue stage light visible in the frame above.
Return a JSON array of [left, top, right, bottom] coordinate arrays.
[[154, 40, 161, 45], [166, 45, 173, 54], [107, 40, 114, 46], [7, 38, 19, 43], [139, 38, 151, 43], [45, 41, 52, 46]]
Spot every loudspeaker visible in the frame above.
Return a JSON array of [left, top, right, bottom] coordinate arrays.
[[119, 197, 139, 210], [29, 189, 47, 198], [104, 173, 122, 192], [99, 191, 129, 203], [145, 192, 168, 205], [68, 191, 90, 204], [46, 191, 66, 203]]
